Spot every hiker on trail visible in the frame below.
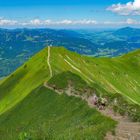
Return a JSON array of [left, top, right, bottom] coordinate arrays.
[[52, 85, 56, 90], [92, 95, 98, 105], [101, 97, 107, 107], [114, 98, 118, 105], [98, 97, 107, 110]]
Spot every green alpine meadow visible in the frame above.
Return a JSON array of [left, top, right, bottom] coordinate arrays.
[[0, 46, 140, 139], [1, 0, 140, 139]]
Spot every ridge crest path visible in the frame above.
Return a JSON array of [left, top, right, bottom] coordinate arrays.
[[47, 46, 53, 78], [102, 108, 140, 140]]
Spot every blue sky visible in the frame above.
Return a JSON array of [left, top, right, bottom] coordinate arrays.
[[0, 0, 127, 6], [0, 0, 140, 28]]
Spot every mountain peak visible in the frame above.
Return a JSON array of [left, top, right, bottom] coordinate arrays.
[[121, 26, 133, 30], [114, 26, 140, 36]]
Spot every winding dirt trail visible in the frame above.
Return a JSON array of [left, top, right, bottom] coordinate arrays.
[[87, 97, 140, 140], [47, 46, 53, 78], [44, 83, 140, 140], [103, 108, 140, 140]]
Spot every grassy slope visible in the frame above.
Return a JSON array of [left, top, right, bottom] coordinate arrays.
[[47, 71, 88, 89], [0, 86, 116, 140], [47, 71, 96, 94], [50, 47, 140, 104], [0, 48, 50, 114], [0, 47, 140, 115]]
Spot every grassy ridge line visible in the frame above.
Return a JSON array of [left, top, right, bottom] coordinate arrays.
[[0, 47, 140, 115], [0, 48, 50, 115]]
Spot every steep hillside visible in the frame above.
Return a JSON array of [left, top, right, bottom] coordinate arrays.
[[0, 47, 140, 139], [0, 47, 140, 116], [48, 47, 140, 104], [0, 86, 115, 140]]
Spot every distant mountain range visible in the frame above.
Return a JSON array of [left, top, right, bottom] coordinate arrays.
[[0, 27, 140, 77]]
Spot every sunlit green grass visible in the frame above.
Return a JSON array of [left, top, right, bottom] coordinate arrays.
[[0, 47, 140, 139], [0, 86, 116, 140], [0, 47, 140, 116], [50, 47, 140, 104]]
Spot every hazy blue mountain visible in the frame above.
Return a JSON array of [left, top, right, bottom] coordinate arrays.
[[78, 27, 140, 56], [0, 27, 140, 77], [0, 28, 99, 77], [113, 27, 140, 38]]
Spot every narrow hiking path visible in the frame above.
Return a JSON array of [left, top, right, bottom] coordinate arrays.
[[44, 83, 140, 140], [100, 108, 140, 140], [88, 98, 140, 140], [47, 46, 53, 78]]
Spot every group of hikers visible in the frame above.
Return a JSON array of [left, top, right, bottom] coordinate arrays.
[[91, 94, 108, 110]]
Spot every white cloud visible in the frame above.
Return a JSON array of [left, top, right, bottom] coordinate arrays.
[[44, 20, 52, 25], [0, 18, 139, 27], [107, 0, 140, 15], [0, 18, 98, 27], [54, 19, 97, 25], [103, 18, 140, 25], [74, 19, 97, 25], [126, 18, 138, 24], [0, 18, 17, 26], [56, 20, 73, 25], [30, 19, 42, 25]]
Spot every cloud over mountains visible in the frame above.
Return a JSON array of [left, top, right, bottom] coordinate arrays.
[[107, 0, 140, 15], [0, 18, 97, 27], [0, 17, 140, 27]]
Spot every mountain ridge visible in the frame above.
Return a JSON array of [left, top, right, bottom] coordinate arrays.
[[0, 47, 140, 115], [0, 46, 140, 139]]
